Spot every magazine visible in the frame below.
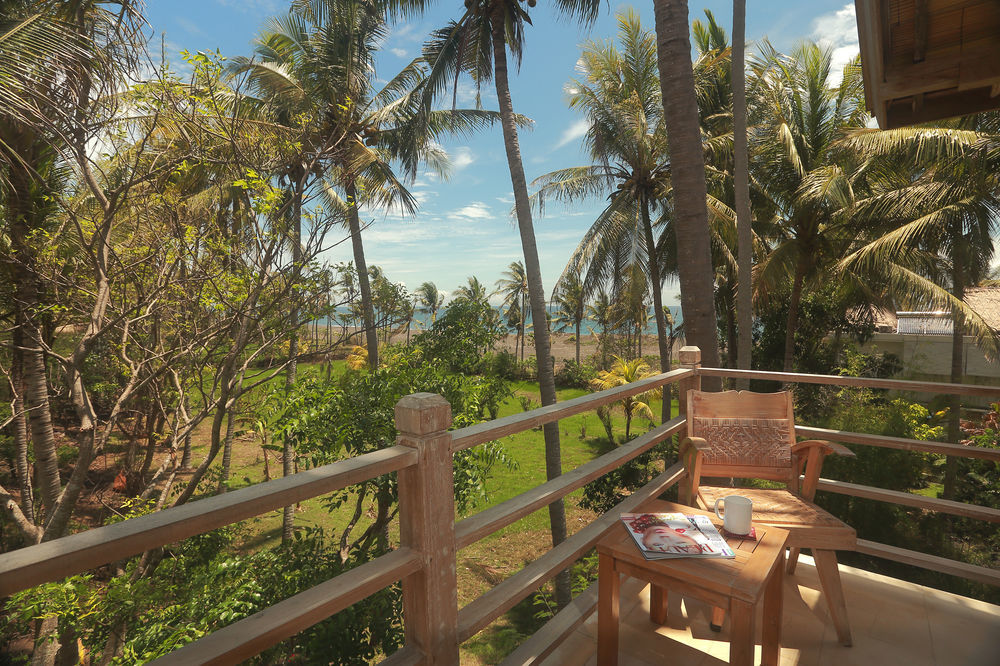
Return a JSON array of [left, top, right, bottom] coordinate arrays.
[[620, 512, 736, 560]]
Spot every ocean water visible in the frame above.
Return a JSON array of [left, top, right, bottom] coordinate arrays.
[[325, 304, 683, 336]]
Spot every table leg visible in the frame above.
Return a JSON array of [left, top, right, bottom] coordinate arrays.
[[710, 606, 726, 631], [762, 551, 784, 666], [729, 599, 756, 666], [598, 552, 620, 665], [650, 585, 668, 625]]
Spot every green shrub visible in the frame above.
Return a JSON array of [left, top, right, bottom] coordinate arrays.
[[554, 360, 596, 389]]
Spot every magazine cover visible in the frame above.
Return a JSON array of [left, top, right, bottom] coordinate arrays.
[[620, 513, 736, 560]]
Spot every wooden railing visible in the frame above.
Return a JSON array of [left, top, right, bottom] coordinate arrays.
[[1, 347, 997, 665]]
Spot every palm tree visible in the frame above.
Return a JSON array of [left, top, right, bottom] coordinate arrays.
[[651, 0, 722, 380], [423, 0, 601, 607], [233, 0, 497, 373], [749, 44, 867, 372], [415, 280, 445, 325], [837, 120, 1000, 497], [552, 270, 587, 364], [454, 275, 490, 304], [590, 356, 658, 440], [496, 261, 529, 361], [587, 286, 615, 368], [533, 10, 675, 417]]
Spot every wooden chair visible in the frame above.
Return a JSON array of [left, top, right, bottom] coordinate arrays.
[[678, 389, 857, 646]]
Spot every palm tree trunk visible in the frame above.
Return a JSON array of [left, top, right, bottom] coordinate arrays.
[[346, 181, 380, 369], [11, 324, 34, 523], [575, 319, 581, 365], [653, 0, 722, 387], [733, 0, 752, 389], [283, 176, 304, 542], [782, 257, 807, 372], [490, 8, 569, 609], [943, 250, 965, 500], [641, 196, 671, 422]]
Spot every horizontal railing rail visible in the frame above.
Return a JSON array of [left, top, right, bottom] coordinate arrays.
[[450, 367, 692, 452], [149, 547, 424, 666], [455, 416, 686, 549], [795, 425, 1000, 461], [699, 367, 1000, 397], [0, 446, 418, 597]]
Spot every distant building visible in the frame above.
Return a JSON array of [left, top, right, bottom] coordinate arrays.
[[858, 287, 1000, 406]]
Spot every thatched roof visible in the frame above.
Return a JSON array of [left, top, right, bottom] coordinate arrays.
[[964, 287, 1000, 330], [856, 0, 1000, 128]]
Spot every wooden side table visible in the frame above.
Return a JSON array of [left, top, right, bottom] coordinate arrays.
[[597, 500, 789, 666]]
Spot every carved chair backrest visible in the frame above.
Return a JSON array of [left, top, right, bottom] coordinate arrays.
[[687, 390, 797, 483]]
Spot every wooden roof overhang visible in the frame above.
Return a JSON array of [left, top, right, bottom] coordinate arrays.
[[855, 0, 1000, 128]]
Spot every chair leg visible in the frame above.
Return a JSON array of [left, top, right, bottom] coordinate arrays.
[[813, 549, 852, 647], [710, 606, 726, 632], [786, 547, 801, 574]]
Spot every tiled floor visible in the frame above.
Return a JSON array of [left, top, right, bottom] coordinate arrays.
[[538, 555, 1000, 666]]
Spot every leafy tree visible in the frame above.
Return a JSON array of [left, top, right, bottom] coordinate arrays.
[[415, 297, 505, 375]]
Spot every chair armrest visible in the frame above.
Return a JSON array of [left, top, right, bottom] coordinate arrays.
[[679, 436, 709, 457], [791, 439, 856, 458], [792, 440, 854, 501], [678, 436, 707, 507]]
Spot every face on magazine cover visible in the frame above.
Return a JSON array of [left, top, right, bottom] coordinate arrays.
[[642, 525, 704, 554]]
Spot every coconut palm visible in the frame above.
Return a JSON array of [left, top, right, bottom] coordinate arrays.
[[552, 270, 587, 364], [532, 10, 673, 417], [415, 280, 445, 324], [422, 0, 601, 606], [590, 355, 658, 440], [587, 286, 615, 369], [232, 0, 498, 373], [496, 261, 529, 361], [836, 119, 1000, 497], [454, 275, 490, 304], [651, 0, 722, 378], [749, 43, 868, 371]]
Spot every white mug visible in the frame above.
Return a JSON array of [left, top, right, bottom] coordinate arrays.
[[714, 495, 753, 535]]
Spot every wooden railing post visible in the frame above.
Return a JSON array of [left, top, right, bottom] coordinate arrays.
[[395, 393, 459, 666], [677, 347, 703, 505], [678, 346, 703, 417]]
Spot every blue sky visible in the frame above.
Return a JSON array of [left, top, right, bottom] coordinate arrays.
[[144, 1, 861, 304]]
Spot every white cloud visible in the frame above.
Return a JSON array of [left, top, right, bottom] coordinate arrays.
[[496, 194, 514, 204], [450, 146, 475, 170], [554, 119, 590, 150], [811, 3, 859, 84], [365, 224, 437, 245], [390, 48, 408, 58], [449, 201, 493, 220]]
